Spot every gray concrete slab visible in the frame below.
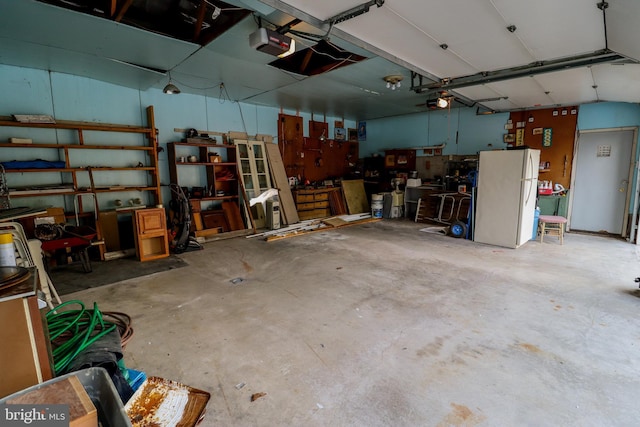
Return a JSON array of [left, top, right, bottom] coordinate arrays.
[[65, 220, 640, 426]]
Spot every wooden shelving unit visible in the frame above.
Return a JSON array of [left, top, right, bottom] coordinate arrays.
[[168, 140, 252, 239], [0, 106, 162, 260], [167, 141, 239, 201], [0, 106, 161, 204]]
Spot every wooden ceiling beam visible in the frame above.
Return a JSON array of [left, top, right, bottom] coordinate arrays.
[[114, 0, 133, 22], [193, 0, 208, 42], [299, 49, 313, 75], [108, 0, 117, 17]]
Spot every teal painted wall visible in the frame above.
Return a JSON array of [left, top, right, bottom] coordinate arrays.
[[578, 102, 640, 130], [2, 62, 639, 218], [0, 64, 354, 208], [577, 102, 640, 215], [360, 108, 510, 157]]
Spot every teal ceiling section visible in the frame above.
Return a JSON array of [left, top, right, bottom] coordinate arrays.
[[0, 0, 199, 72], [0, 37, 166, 91], [174, 47, 301, 98]]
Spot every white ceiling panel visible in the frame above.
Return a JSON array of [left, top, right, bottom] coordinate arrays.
[[381, 0, 533, 71], [533, 68, 596, 106], [336, 8, 478, 78], [606, 0, 640, 62], [491, 0, 605, 60], [486, 77, 554, 108], [454, 85, 509, 102], [591, 64, 640, 103], [477, 98, 519, 112]]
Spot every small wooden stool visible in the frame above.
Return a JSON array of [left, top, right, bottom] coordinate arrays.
[[538, 215, 568, 244]]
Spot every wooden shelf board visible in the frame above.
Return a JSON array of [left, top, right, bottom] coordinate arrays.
[[93, 187, 159, 193], [4, 166, 155, 173], [172, 141, 235, 148], [89, 167, 156, 171], [0, 142, 153, 151], [175, 161, 236, 166], [5, 168, 79, 173], [0, 117, 152, 133], [191, 195, 239, 201]]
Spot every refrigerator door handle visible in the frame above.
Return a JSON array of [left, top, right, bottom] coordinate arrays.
[[524, 153, 535, 204]]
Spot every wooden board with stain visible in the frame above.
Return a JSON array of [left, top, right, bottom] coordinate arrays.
[[222, 201, 245, 231], [265, 142, 299, 225], [341, 179, 370, 214], [125, 376, 210, 427], [322, 217, 347, 227]]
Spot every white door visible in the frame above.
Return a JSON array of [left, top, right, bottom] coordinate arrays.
[[571, 130, 634, 234]]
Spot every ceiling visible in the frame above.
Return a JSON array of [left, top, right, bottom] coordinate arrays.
[[1, 0, 640, 120]]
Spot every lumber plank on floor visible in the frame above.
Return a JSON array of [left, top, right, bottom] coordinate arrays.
[[266, 217, 379, 242]]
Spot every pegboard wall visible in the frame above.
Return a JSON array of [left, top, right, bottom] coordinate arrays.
[[506, 107, 578, 189], [278, 113, 358, 183]]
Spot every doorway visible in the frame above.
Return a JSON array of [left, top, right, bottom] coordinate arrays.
[[570, 129, 636, 236]]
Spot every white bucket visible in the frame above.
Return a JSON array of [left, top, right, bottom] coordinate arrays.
[[0, 233, 16, 266], [371, 194, 383, 218]]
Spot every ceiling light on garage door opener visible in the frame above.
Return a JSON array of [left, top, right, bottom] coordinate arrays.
[[383, 75, 403, 90], [436, 97, 449, 108]]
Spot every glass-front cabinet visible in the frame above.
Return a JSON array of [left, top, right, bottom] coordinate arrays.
[[235, 140, 272, 199]]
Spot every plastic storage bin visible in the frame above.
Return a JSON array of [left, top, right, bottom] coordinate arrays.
[[532, 207, 540, 240], [0, 367, 132, 427]]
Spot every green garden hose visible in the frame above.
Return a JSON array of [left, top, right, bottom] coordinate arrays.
[[46, 300, 117, 375]]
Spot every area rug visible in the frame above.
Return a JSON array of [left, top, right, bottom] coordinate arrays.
[[49, 255, 187, 296]]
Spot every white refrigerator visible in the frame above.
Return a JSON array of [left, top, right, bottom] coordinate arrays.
[[474, 148, 540, 248]]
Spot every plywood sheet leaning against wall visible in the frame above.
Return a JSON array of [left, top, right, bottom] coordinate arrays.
[[265, 142, 299, 225], [342, 179, 370, 214]]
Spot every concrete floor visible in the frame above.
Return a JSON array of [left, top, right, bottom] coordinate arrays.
[[66, 220, 640, 426]]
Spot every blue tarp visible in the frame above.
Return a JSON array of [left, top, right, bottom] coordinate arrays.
[[1, 160, 66, 169]]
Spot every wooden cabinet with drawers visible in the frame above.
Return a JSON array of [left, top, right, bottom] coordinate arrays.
[[294, 188, 339, 220]]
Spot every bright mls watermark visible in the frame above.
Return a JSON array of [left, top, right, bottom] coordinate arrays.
[[0, 405, 68, 426]]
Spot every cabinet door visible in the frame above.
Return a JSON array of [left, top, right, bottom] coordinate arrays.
[[236, 140, 272, 199], [134, 208, 169, 262]]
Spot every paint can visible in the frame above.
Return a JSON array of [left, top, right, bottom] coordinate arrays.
[[371, 194, 384, 219], [0, 233, 16, 266]]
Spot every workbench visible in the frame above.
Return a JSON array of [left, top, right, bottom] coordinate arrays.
[[538, 190, 570, 217]]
